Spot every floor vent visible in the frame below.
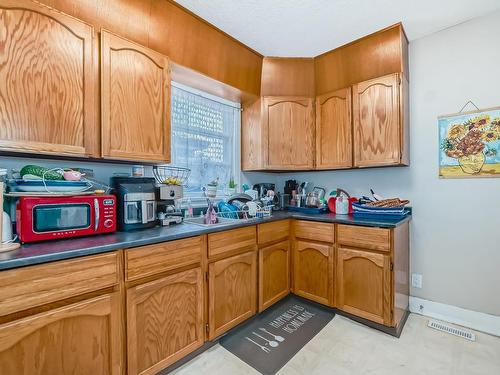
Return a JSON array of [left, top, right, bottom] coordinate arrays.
[[427, 319, 476, 341]]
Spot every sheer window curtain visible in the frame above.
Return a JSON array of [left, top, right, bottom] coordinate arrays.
[[170, 82, 241, 197]]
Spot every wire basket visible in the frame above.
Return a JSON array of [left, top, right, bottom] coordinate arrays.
[[153, 165, 191, 185]]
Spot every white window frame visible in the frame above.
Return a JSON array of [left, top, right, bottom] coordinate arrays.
[[171, 81, 241, 206]]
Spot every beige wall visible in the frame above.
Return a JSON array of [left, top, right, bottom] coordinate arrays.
[[257, 11, 500, 316]]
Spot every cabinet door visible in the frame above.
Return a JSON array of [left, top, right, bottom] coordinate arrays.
[[127, 268, 203, 375], [353, 73, 401, 167], [101, 30, 170, 163], [264, 97, 314, 169], [259, 240, 290, 312], [208, 250, 257, 339], [0, 0, 96, 157], [241, 98, 264, 171], [316, 87, 352, 169], [337, 247, 392, 325], [293, 240, 333, 306], [0, 293, 122, 375]]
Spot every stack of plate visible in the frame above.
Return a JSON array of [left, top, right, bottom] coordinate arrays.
[[8, 179, 92, 194]]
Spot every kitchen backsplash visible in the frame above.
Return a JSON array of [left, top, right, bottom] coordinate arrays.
[[1, 155, 408, 199], [0, 155, 276, 193], [0, 156, 148, 182]]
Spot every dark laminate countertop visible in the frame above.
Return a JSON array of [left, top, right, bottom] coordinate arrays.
[[0, 210, 411, 271]]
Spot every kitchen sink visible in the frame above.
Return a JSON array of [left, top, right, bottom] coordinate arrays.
[[184, 216, 240, 227]]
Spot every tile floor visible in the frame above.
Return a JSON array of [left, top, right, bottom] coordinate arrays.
[[171, 314, 500, 375]]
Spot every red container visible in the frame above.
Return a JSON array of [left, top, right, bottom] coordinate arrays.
[[16, 195, 116, 243], [327, 196, 358, 214]]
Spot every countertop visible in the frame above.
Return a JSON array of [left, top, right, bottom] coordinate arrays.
[[0, 210, 411, 271]]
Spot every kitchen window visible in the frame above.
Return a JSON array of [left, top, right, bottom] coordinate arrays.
[[170, 82, 241, 198]]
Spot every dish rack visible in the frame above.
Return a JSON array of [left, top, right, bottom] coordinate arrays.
[[217, 206, 273, 220], [153, 165, 191, 185]]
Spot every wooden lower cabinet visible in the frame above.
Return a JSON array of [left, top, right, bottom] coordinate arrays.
[[337, 247, 392, 325], [208, 250, 257, 340], [0, 293, 122, 375], [126, 267, 204, 375], [259, 240, 290, 312], [292, 240, 334, 306]]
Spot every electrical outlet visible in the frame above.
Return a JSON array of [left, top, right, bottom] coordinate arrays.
[[412, 273, 423, 288]]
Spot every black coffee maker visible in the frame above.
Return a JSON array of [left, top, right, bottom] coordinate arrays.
[[110, 177, 157, 231]]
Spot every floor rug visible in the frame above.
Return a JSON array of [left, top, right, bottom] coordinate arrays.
[[219, 294, 335, 375]]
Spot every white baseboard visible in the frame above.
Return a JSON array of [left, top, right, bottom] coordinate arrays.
[[409, 296, 500, 337]]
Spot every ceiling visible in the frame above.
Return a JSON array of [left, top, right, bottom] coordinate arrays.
[[174, 0, 500, 56]]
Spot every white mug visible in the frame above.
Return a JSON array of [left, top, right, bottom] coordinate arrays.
[[245, 201, 259, 216]]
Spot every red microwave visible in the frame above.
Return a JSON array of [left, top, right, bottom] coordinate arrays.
[[16, 195, 117, 243]]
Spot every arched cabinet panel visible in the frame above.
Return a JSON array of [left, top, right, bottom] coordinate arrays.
[[259, 240, 290, 311], [337, 247, 392, 325], [292, 239, 333, 306], [263, 97, 315, 169], [208, 250, 257, 339], [0, 0, 95, 156], [353, 73, 402, 167], [126, 268, 204, 375], [316, 87, 352, 169], [101, 30, 170, 162], [0, 293, 122, 375]]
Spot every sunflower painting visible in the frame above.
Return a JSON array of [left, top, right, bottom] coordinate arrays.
[[439, 107, 500, 178]]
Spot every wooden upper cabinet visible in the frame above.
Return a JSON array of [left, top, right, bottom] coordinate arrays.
[[0, 0, 96, 157], [264, 97, 314, 170], [316, 87, 352, 169], [241, 97, 264, 171], [208, 250, 257, 340], [101, 30, 171, 162], [127, 268, 204, 375], [353, 73, 404, 167], [337, 247, 392, 325], [0, 293, 122, 375]]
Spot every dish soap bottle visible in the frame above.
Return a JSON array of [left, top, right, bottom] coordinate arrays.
[[187, 198, 193, 218]]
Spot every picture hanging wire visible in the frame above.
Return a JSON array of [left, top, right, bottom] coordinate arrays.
[[459, 100, 480, 113]]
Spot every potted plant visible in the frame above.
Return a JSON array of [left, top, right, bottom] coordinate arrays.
[[205, 177, 218, 198], [227, 176, 237, 196], [441, 115, 500, 174]]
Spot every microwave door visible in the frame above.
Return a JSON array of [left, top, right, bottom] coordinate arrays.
[[33, 204, 91, 233]]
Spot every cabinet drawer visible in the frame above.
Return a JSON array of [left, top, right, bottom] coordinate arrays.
[[294, 220, 335, 243], [208, 226, 257, 259], [258, 220, 290, 245], [125, 236, 203, 281], [337, 225, 391, 252], [0, 253, 118, 316]]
